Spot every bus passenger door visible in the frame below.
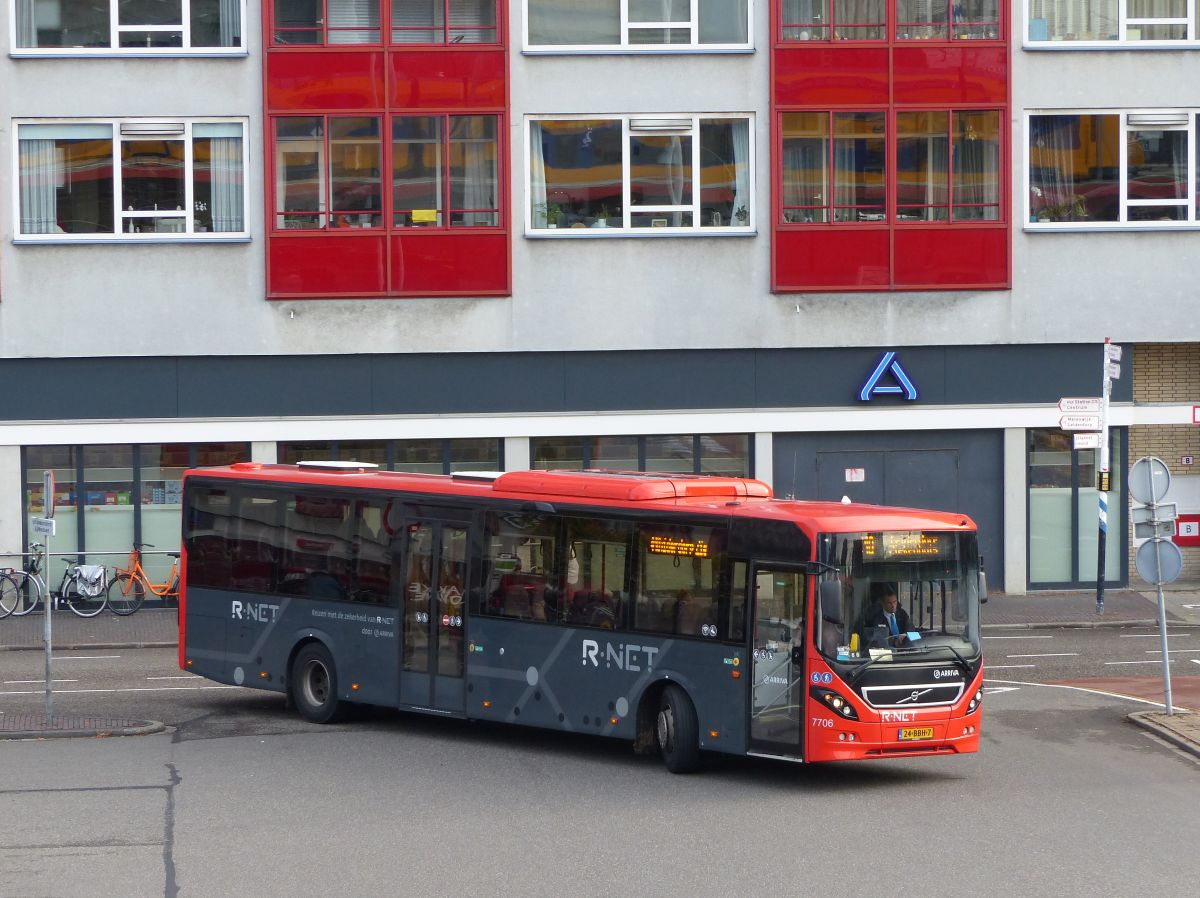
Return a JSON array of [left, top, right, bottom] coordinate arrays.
[[748, 565, 807, 758], [399, 517, 470, 713]]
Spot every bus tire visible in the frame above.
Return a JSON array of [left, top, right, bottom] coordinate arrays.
[[656, 684, 700, 774], [290, 643, 346, 724]]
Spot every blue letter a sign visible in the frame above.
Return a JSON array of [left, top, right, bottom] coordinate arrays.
[[859, 352, 919, 401]]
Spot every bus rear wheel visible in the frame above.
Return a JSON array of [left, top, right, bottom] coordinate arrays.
[[291, 643, 346, 724], [656, 684, 700, 774]]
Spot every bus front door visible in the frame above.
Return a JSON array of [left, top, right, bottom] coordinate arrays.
[[399, 517, 470, 713], [748, 565, 807, 759]]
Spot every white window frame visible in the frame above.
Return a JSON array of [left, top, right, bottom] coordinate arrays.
[[522, 0, 754, 54], [13, 117, 251, 244], [10, 0, 247, 56], [1024, 109, 1197, 231], [1023, 0, 1196, 49], [525, 112, 756, 238]]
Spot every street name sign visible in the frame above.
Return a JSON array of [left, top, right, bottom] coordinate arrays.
[[1058, 397, 1102, 413], [31, 517, 55, 538], [1073, 433, 1101, 449], [1060, 414, 1101, 431]]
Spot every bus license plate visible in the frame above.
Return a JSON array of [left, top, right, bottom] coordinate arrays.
[[898, 727, 934, 741]]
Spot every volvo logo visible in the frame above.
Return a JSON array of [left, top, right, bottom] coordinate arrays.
[[896, 688, 933, 704]]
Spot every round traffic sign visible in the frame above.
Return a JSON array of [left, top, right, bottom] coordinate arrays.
[[1129, 456, 1171, 505], [1135, 538, 1184, 586]]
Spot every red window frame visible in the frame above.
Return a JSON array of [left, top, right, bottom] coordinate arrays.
[[270, 0, 501, 48], [270, 112, 505, 234], [775, 0, 1003, 43], [778, 107, 1004, 227]]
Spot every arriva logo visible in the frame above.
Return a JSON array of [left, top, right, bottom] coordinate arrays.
[[231, 600, 280, 623], [581, 639, 659, 673]]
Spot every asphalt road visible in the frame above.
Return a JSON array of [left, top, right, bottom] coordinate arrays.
[[1, 641, 1198, 897]]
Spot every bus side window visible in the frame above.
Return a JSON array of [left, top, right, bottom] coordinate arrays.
[[728, 561, 748, 642], [563, 516, 631, 631], [481, 511, 562, 622], [633, 524, 727, 639]]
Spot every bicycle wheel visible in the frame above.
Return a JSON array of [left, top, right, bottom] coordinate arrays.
[[63, 576, 105, 618], [107, 574, 146, 616], [0, 574, 18, 618], [9, 572, 42, 617]]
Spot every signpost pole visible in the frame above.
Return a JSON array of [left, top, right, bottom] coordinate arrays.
[[1095, 339, 1121, 614], [41, 470, 54, 725], [1152, 523, 1174, 715]]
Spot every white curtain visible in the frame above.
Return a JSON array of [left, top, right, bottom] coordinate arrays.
[[529, 123, 548, 227], [730, 119, 750, 227], [447, 0, 495, 42], [954, 119, 999, 221], [1029, 116, 1076, 220], [666, 136, 685, 226], [328, 0, 380, 43], [15, 0, 37, 48], [457, 120, 495, 225], [220, 0, 241, 45], [210, 137, 245, 231], [18, 139, 58, 234], [392, 0, 441, 42]]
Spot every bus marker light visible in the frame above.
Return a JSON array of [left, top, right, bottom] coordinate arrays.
[[611, 717, 619, 725], [482, 700, 492, 709], [351, 683, 359, 691], [259, 672, 267, 679], [709, 729, 719, 739], [185, 659, 193, 667], [838, 733, 846, 741], [731, 670, 740, 679]]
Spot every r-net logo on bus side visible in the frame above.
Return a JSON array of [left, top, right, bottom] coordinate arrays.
[[231, 600, 280, 623], [581, 639, 659, 673]]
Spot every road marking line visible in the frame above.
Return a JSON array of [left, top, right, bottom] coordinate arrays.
[[1193, 659, 1200, 666], [3, 679, 79, 684], [145, 675, 200, 680], [1105, 660, 1177, 665], [983, 678, 1179, 709], [1006, 653, 1079, 658], [984, 664, 1036, 669], [0, 685, 238, 696], [1119, 633, 1190, 638], [52, 655, 121, 661], [984, 687, 1020, 695], [983, 635, 1054, 639], [1143, 649, 1200, 654]]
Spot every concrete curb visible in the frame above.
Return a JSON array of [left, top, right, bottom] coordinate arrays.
[[1128, 711, 1200, 761], [0, 720, 167, 741], [0, 642, 178, 652]]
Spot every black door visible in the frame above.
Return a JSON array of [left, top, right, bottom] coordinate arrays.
[[399, 516, 471, 712], [748, 564, 808, 758]]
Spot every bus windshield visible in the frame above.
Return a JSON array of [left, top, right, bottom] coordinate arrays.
[[816, 530, 982, 665]]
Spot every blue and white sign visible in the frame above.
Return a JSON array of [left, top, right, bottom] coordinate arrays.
[[859, 351, 919, 401]]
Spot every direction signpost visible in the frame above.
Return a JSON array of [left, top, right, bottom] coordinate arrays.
[[1130, 456, 1178, 715], [1056, 341, 1120, 614]]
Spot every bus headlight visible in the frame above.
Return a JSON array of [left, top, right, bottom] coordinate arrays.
[[967, 689, 983, 714], [811, 686, 859, 721]]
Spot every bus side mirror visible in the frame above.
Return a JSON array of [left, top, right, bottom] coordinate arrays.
[[819, 579, 843, 624], [978, 570, 988, 604]]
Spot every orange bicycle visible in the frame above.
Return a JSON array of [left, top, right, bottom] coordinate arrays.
[[107, 543, 180, 615]]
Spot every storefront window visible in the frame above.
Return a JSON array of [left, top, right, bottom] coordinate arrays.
[[530, 434, 752, 476], [532, 437, 585, 470], [1028, 428, 1125, 586], [23, 447, 80, 584]]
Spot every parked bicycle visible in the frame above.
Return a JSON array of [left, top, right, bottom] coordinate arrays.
[[106, 543, 180, 615], [0, 544, 111, 619]]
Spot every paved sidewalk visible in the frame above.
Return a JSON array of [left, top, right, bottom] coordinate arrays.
[[0, 606, 178, 651], [0, 714, 165, 740], [982, 588, 1182, 628], [1128, 711, 1200, 761]]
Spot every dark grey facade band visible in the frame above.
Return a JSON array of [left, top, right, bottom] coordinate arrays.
[[1, 344, 1129, 422]]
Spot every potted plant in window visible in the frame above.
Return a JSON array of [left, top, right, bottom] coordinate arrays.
[[533, 202, 564, 229], [590, 203, 612, 228], [734, 204, 749, 225]]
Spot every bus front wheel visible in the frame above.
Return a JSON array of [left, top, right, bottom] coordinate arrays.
[[290, 643, 346, 724], [656, 684, 700, 774]]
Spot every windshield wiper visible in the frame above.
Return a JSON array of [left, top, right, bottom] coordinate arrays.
[[895, 643, 972, 677]]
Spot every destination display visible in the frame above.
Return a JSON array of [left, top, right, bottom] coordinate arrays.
[[862, 531, 954, 560], [647, 535, 710, 558]]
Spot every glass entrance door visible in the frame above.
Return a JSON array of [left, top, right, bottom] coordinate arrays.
[[399, 517, 470, 711], [748, 565, 807, 756]]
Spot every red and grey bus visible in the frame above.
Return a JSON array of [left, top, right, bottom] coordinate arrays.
[[180, 463, 985, 772]]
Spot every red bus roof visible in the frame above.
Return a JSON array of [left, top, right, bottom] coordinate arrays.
[[183, 464, 976, 533]]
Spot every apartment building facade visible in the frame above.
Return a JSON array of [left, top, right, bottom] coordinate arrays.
[[1, 1, 1196, 593]]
